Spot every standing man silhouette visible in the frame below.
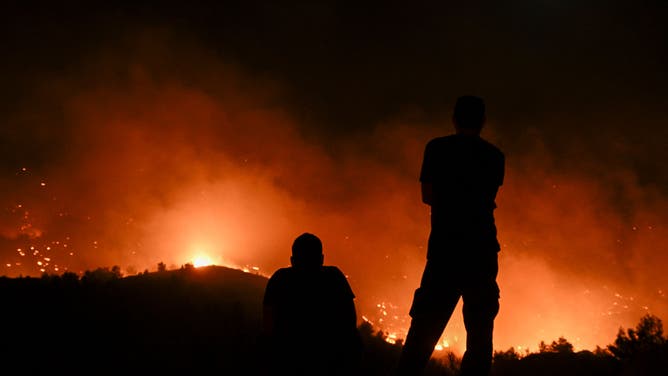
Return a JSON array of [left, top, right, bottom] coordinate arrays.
[[397, 96, 504, 376], [263, 233, 361, 375]]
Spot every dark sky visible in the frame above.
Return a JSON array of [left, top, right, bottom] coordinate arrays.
[[1, 0, 668, 351], [3, 1, 667, 178]]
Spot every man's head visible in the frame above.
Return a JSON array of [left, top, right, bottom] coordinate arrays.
[[453, 95, 486, 134], [290, 233, 324, 269]]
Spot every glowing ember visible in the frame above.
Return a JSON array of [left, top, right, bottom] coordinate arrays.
[[385, 332, 398, 345], [434, 339, 450, 351]]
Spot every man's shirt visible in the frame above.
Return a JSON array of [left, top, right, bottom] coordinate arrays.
[[263, 266, 355, 344], [420, 134, 504, 256]]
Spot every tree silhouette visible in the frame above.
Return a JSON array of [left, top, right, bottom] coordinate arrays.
[[539, 336, 574, 354], [82, 266, 122, 284], [111, 265, 123, 278], [608, 314, 666, 359], [157, 262, 167, 272], [493, 347, 522, 361], [182, 263, 194, 272], [61, 271, 80, 284]]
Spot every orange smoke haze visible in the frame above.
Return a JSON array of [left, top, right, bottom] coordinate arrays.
[[1, 34, 666, 354]]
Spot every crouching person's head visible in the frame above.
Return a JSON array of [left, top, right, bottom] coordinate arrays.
[[290, 233, 324, 270]]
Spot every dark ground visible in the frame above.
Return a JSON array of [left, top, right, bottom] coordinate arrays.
[[1, 265, 665, 375]]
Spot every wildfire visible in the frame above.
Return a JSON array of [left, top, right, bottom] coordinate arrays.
[[434, 339, 450, 351], [192, 254, 215, 268], [1, 163, 666, 356]]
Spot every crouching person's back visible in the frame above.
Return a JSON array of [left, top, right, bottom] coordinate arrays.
[[263, 233, 361, 375]]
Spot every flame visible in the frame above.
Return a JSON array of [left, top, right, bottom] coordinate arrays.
[[192, 254, 214, 268], [434, 339, 450, 351]]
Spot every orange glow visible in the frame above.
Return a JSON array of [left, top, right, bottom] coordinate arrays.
[[384, 332, 398, 345], [192, 254, 214, 268], [434, 339, 450, 351], [0, 44, 665, 357]]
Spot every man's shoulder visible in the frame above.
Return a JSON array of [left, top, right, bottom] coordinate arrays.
[[264, 267, 294, 304], [426, 135, 503, 154], [269, 266, 345, 282], [426, 135, 456, 148], [322, 265, 346, 278], [478, 137, 504, 159], [268, 267, 294, 282], [322, 266, 355, 298]]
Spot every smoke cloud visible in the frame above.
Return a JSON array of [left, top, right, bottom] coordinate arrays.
[[1, 31, 666, 353]]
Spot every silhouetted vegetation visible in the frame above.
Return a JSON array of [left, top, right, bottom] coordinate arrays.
[[356, 321, 457, 376], [538, 336, 575, 354], [1, 266, 665, 375], [1, 265, 266, 374], [607, 314, 668, 375], [493, 315, 668, 376]]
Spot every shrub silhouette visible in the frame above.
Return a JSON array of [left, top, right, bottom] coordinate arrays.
[[493, 347, 523, 361], [539, 336, 574, 354], [608, 314, 666, 359], [607, 314, 668, 376]]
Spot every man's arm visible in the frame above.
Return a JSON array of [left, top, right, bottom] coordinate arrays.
[[262, 274, 280, 337], [421, 182, 433, 206], [330, 267, 358, 330], [262, 303, 276, 337], [419, 140, 435, 206], [345, 297, 357, 330]]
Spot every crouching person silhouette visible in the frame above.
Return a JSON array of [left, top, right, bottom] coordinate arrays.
[[263, 233, 361, 375]]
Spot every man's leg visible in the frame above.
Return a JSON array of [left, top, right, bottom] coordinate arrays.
[[395, 286, 459, 375], [460, 280, 500, 376], [396, 313, 448, 375]]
